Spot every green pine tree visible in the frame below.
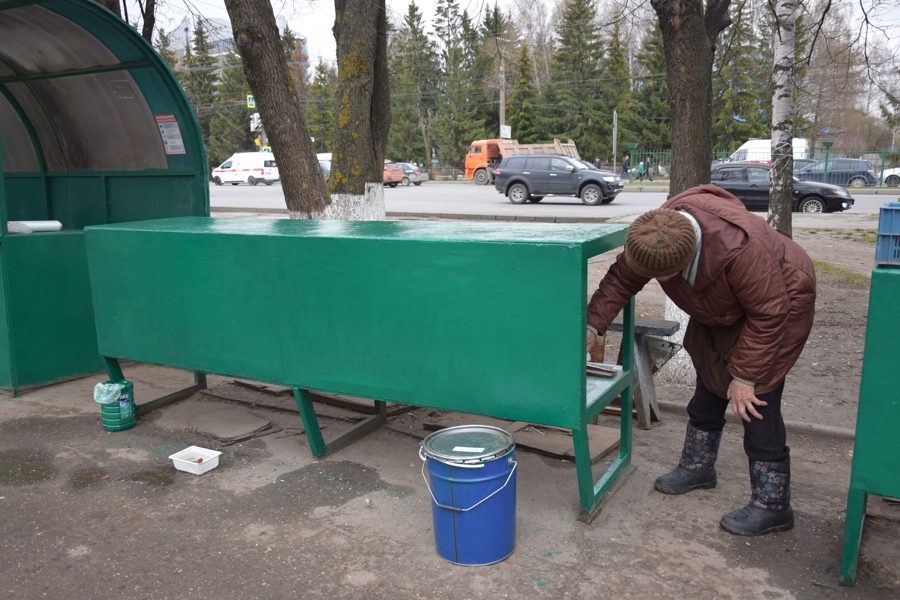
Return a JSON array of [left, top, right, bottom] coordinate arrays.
[[627, 21, 671, 151], [182, 21, 219, 151], [506, 43, 541, 143], [154, 28, 179, 72], [306, 60, 337, 153], [207, 50, 256, 167], [602, 19, 633, 154], [541, 0, 606, 159]]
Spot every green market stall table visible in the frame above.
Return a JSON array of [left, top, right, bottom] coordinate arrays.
[[85, 218, 636, 518], [840, 267, 900, 585]]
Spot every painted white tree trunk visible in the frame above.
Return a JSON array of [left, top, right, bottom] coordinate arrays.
[[659, 298, 694, 385], [769, 0, 800, 236], [289, 184, 385, 220]]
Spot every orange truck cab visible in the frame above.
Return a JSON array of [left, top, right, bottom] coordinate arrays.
[[465, 138, 580, 185]]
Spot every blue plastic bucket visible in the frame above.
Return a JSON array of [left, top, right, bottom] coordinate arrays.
[[420, 425, 517, 565]]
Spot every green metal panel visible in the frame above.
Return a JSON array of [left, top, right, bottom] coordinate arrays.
[[4, 176, 48, 221], [848, 267, 900, 498], [0, 248, 13, 389], [48, 176, 106, 229], [108, 176, 207, 222], [3, 231, 103, 389], [86, 218, 627, 429]]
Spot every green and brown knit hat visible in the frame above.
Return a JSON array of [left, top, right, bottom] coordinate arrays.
[[624, 209, 696, 279]]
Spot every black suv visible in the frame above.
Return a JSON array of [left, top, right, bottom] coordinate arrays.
[[794, 158, 878, 187], [711, 162, 855, 213], [493, 155, 624, 205]]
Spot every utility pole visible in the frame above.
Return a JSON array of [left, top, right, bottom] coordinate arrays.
[[499, 55, 505, 127]]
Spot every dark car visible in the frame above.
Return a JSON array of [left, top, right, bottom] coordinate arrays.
[[792, 158, 816, 172], [710, 162, 855, 213], [794, 158, 878, 187], [493, 155, 624, 205]]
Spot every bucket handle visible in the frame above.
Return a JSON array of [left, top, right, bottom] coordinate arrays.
[[420, 452, 517, 513]]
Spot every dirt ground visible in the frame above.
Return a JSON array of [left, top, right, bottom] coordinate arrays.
[[1, 213, 898, 599]]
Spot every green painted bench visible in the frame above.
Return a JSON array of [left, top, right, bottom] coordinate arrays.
[[84, 217, 636, 518]]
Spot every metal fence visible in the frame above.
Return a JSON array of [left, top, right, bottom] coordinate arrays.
[[625, 148, 900, 187]]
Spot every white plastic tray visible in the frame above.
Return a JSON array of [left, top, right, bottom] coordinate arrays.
[[169, 446, 222, 475]]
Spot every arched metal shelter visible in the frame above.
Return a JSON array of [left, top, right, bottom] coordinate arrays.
[[0, 0, 208, 394]]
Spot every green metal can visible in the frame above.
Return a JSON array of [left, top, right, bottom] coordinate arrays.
[[100, 380, 135, 432]]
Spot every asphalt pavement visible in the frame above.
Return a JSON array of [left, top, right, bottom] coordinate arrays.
[[210, 180, 897, 222]]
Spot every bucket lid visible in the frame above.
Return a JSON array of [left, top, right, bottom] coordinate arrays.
[[421, 425, 514, 464]]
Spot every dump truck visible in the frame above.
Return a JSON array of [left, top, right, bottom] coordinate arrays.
[[465, 138, 581, 185]]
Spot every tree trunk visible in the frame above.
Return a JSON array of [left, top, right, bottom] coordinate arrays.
[[769, 0, 800, 238], [323, 0, 391, 220], [140, 0, 156, 44], [651, 0, 731, 196], [97, 0, 121, 18], [225, 0, 329, 216]]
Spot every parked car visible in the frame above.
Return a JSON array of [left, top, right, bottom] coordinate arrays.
[[383, 162, 404, 187], [397, 163, 428, 186], [881, 167, 900, 187], [794, 158, 878, 187], [710, 162, 855, 213], [792, 158, 816, 172], [493, 154, 624, 205], [212, 152, 279, 186]]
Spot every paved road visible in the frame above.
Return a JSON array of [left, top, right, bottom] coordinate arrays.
[[210, 181, 893, 220]]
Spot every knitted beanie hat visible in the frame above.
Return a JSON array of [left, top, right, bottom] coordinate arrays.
[[624, 209, 697, 279]]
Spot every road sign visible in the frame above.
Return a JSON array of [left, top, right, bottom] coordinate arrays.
[[431, 158, 438, 165], [500, 125, 511, 139], [247, 95, 255, 108]]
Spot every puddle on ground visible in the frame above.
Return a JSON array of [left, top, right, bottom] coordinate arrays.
[[0, 448, 56, 485], [123, 466, 175, 487]]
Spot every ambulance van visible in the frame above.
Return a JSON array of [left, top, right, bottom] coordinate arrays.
[[212, 152, 279, 186]]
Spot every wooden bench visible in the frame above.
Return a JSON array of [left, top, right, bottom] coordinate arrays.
[[608, 316, 680, 430], [85, 218, 636, 520]]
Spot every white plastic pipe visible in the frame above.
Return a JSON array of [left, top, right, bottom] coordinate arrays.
[[10, 220, 63, 232]]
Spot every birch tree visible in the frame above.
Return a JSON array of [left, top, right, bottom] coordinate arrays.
[[769, 0, 802, 237]]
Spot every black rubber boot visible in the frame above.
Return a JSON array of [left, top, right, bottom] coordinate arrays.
[[720, 458, 794, 536], [654, 424, 722, 495]]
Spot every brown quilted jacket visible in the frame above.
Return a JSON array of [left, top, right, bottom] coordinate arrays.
[[587, 184, 816, 397]]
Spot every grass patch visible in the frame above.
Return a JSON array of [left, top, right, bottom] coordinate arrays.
[[812, 260, 870, 285], [803, 228, 876, 243]]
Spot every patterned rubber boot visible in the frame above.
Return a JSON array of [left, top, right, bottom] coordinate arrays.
[[654, 424, 722, 495], [720, 458, 794, 536]]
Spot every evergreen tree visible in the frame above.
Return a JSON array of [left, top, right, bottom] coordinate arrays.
[[154, 28, 178, 72], [182, 21, 219, 148], [389, 2, 441, 165], [541, 0, 606, 159], [627, 22, 671, 151], [602, 19, 634, 153], [431, 0, 486, 168], [506, 43, 541, 143], [207, 50, 256, 166], [282, 26, 310, 115], [306, 60, 337, 153], [712, 5, 769, 151]]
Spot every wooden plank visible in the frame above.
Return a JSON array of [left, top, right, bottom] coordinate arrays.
[[608, 316, 679, 336], [424, 413, 619, 464]]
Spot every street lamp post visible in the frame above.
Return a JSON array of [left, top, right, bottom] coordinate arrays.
[[822, 141, 834, 185]]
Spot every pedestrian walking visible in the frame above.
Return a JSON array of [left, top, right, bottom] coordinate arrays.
[[594, 157, 602, 169], [620, 154, 632, 182], [636, 161, 645, 182], [585, 185, 816, 536]]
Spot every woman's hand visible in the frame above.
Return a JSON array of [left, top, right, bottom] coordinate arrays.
[[727, 379, 767, 421]]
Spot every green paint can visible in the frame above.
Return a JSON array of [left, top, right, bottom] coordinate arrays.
[[97, 380, 135, 432]]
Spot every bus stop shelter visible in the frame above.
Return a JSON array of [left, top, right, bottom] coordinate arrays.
[[0, 0, 208, 394]]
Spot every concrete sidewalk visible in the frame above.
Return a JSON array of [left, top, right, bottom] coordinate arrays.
[[1, 363, 897, 598]]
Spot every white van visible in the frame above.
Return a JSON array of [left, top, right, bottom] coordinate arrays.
[[212, 152, 279, 186], [727, 138, 809, 164]]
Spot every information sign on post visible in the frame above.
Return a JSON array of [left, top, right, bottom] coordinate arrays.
[[500, 125, 511, 139], [246, 95, 255, 108]]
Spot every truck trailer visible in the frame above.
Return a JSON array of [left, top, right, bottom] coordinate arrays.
[[465, 138, 580, 184]]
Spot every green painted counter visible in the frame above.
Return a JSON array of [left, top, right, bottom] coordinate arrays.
[[84, 217, 635, 517], [840, 267, 900, 584]]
